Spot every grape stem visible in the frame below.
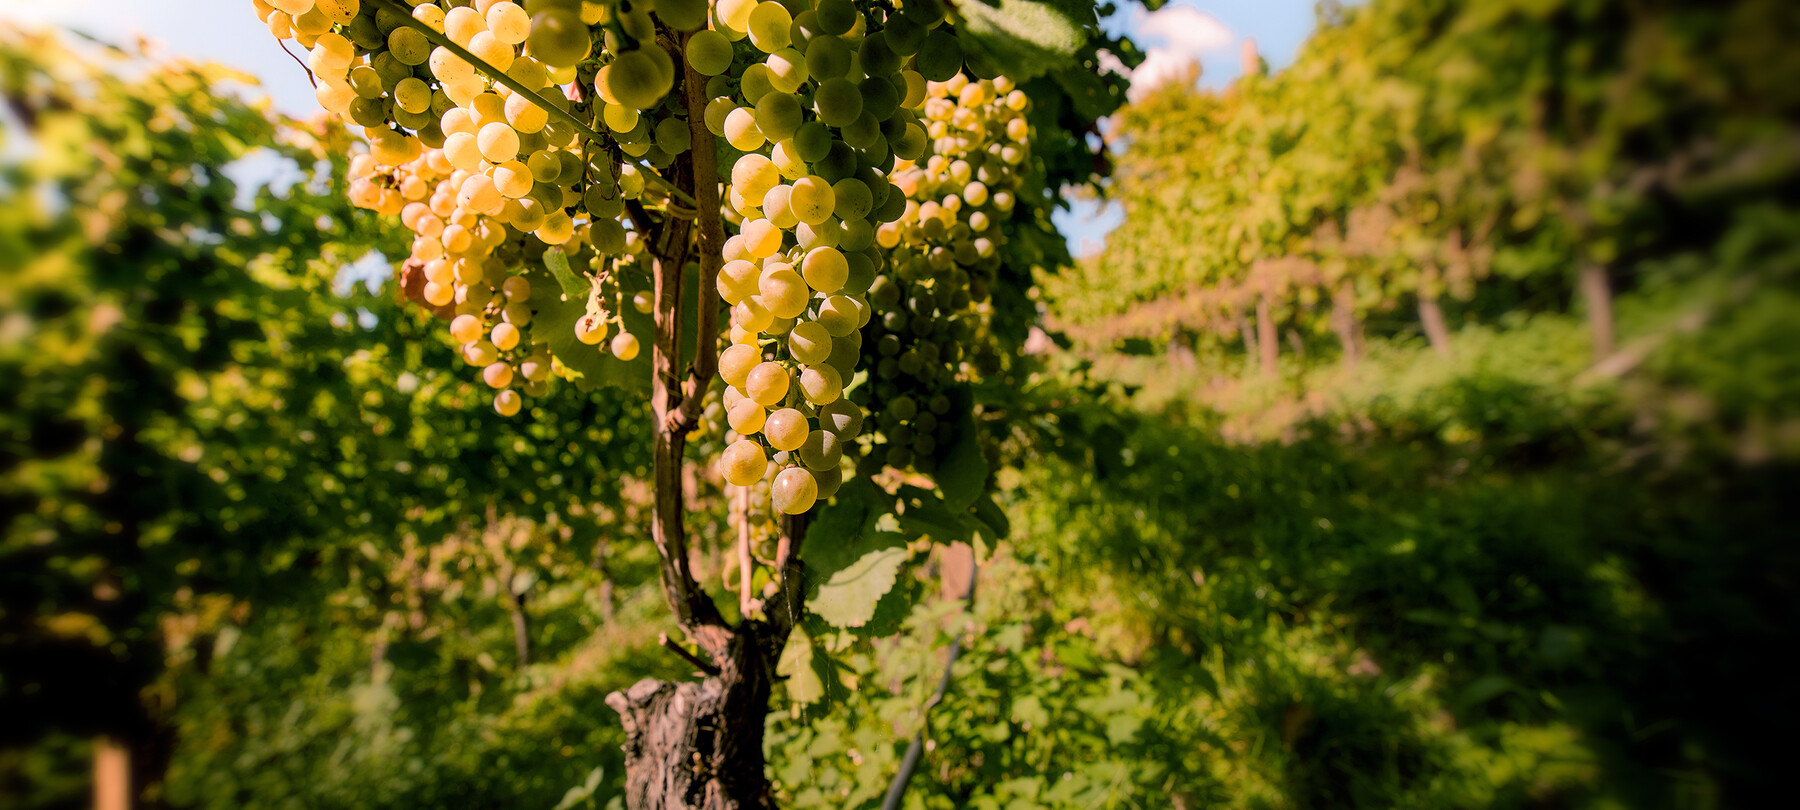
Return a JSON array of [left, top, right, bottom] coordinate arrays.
[[364, 0, 695, 206]]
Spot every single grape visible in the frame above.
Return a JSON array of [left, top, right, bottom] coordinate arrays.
[[727, 398, 768, 434], [788, 320, 832, 365], [764, 408, 809, 451], [722, 439, 769, 486], [771, 466, 818, 514], [799, 429, 842, 471], [720, 342, 762, 387], [745, 361, 790, 406], [611, 331, 641, 360]]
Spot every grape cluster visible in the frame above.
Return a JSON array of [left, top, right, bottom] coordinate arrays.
[[852, 73, 1029, 474], [255, 0, 1034, 518]]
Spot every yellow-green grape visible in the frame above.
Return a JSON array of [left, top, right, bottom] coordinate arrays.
[[731, 154, 780, 206], [901, 70, 928, 108], [819, 397, 863, 438], [591, 217, 628, 253], [726, 398, 767, 434], [724, 107, 766, 151], [739, 63, 775, 104], [771, 466, 818, 514], [788, 321, 832, 365], [505, 93, 549, 133], [763, 49, 807, 94], [603, 102, 640, 132], [519, 353, 552, 382], [486, 1, 530, 44], [445, 6, 485, 44], [704, 97, 737, 136], [388, 27, 431, 65], [789, 175, 835, 225], [716, 0, 756, 33], [746, 1, 791, 52], [483, 361, 515, 388], [764, 408, 809, 451], [804, 34, 851, 80], [721, 439, 769, 486], [632, 289, 655, 314], [718, 259, 760, 304], [575, 312, 609, 344], [450, 313, 484, 343], [814, 294, 859, 336], [754, 93, 802, 142], [771, 140, 808, 180], [492, 321, 522, 351], [477, 122, 520, 163], [465, 340, 499, 366], [315, 0, 357, 24], [527, 150, 561, 183], [719, 343, 761, 387], [394, 77, 432, 114], [734, 296, 775, 332], [611, 331, 640, 360], [492, 160, 534, 198], [528, 7, 590, 67], [813, 77, 861, 127], [655, 117, 693, 154], [503, 301, 534, 327], [494, 389, 523, 416], [741, 218, 783, 258], [799, 428, 841, 470], [762, 185, 799, 229], [458, 174, 504, 214], [758, 265, 809, 319], [536, 209, 575, 244], [606, 48, 674, 109], [502, 275, 531, 302], [745, 361, 790, 406], [686, 29, 733, 75], [468, 30, 515, 71], [798, 363, 842, 405], [657, 0, 708, 31], [312, 31, 354, 72], [831, 178, 872, 221]]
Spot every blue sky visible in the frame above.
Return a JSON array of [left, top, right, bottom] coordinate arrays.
[[0, 0, 1325, 256]]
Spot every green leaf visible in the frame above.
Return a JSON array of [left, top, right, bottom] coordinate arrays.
[[541, 246, 587, 300], [809, 546, 910, 630], [934, 407, 988, 512], [956, 0, 1094, 82], [777, 625, 840, 705]]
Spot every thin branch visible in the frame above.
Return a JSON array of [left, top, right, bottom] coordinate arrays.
[[881, 553, 980, 810], [365, 0, 693, 205], [275, 38, 316, 88], [659, 632, 720, 677]]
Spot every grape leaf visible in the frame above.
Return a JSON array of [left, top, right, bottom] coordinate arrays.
[[956, 0, 1094, 82], [541, 247, 587, 299], [777, 625, 842, 706], [809, 546, 910, 630], [934, 406, 988, 512]]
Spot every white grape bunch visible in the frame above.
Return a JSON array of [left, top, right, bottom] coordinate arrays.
[[253, 0, 1031, 517]]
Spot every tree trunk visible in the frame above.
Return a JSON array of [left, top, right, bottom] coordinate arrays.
[[1580, 262, 1615, 359], [607, 625, 778, 810], [1418, 294, 1451, 358], [1256, 294, 1280, 377]]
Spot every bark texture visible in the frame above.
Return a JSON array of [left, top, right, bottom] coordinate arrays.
[[1418, 294, 1452, 357]]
